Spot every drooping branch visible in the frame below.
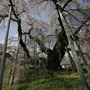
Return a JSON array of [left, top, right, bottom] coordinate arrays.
[[27, 29, 48, 53], [17, 20, 31, 58], [0, 14, 8, 23], [8, 0, 31, 58]]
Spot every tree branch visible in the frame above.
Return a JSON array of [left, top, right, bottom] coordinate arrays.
[[74, 19, 90, 35], [8, 0, 31, 58], [28, 29, 48, 53], [17, 20, 31, 58], [62, 0, 72, 11]]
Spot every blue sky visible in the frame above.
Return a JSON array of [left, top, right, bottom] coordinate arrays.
[[35, 11, 50, 23], [0, 20, 17, 44]]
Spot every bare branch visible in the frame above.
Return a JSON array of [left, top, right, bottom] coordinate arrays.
[[62, 0, 72, 10], [74, 19, 90, 35]]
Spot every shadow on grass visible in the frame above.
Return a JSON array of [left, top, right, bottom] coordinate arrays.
[[19, 69, 54, 84], [16, 70, 82, 90], [17, 84, 29, 90], [16, 78, 82, 90]]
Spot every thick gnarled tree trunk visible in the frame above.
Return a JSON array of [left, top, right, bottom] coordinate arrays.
[[47, 31, 68, 70]]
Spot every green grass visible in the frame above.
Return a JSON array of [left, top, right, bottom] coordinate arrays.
[[2, 69, 90, 90]]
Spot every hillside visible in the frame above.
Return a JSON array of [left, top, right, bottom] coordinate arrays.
[[2, 69, 90, 90]]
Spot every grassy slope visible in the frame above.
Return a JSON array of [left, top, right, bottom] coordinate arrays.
[[2, 69, 90, 90]]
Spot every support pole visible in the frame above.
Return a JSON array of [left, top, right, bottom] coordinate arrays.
[[34, 41, 37, 70], [9, 38, 20, 86], [58, 6, 89, 90], [74, 42, 90, 74], [24, 34, 27, 58], [0, 4, 12, 90], [65, 17, 90, 73], [66, 47, 75, 72]]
